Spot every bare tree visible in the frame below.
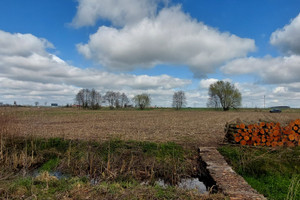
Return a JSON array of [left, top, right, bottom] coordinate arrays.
[[120, 93, 129, 108], [75, 88, 91, 108], [207, 81, 241, 111], [114, 92, 121, 108], [75, 88, 101, 109], [75, 89, 86, 108], [35, 101, 39, 107], [133, 94, 151, 110], [207, 95, 220, 110], [83, 88, 90, 108], [104, 91, 120, 109], [90, 88, 101, 109], [172, 91, 186, 110]]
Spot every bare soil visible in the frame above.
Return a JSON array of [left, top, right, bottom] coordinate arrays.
[[3, 107, 300, 147]]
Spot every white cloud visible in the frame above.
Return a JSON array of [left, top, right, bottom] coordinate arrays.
[[234, 82, 300, 108], [1, 29, 299, 108], [220, 13, 300, 107], [0, 30, 53, 56], [270, 13, 300, 55], [273, 86, 288, 94], [0, 30, 191, 106], [199, 78, 219, 89], [221, 55, 300, 84], [71, 0, 167, 27], [77, 6, 256, 77], [199, 78, 233, 89]]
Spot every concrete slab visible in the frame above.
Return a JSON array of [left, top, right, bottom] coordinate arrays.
[[199, 147, 267, 200]]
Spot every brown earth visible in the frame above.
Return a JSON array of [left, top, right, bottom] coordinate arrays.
[[2, 107, 300, 147]]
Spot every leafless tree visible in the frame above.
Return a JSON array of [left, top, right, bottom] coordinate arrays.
[[90, 88, 101, 109], [35, 101, 39, 107], [83, 88, 90, 108], [75, 89, 83, 107], [133, 94, 151, 110], [206, 95, 220, 110], [104, 91, 120, 109], [120, 93, 129, 108], [114, 92, 121, 108], [75, 89, 87, 108], [172, 91, 186, 110], [75, 88, 101, 109]]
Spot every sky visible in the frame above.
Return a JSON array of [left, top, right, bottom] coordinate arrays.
[[1, 0, 300, 108]]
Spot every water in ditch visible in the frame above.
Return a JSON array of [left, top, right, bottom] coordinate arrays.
[[31, 170, 208, 194], [155, 178, 208, 194]]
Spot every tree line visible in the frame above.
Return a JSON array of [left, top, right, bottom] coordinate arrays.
[[75, 89, 129, 109], [75, 80, 241, 111], [75, 89, 188, 110]]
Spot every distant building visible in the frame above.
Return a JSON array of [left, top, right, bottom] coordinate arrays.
[[51, 103, 58, 107]]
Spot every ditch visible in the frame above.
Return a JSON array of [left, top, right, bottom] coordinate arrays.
[[0, 137, 222, 199]]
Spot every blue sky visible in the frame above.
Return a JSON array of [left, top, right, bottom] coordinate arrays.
[[1, 0, 300, 107]]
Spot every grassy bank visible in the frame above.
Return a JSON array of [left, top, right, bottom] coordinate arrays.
[[218, 145, 300, 200]]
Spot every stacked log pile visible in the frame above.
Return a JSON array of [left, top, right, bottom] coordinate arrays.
[[225, 119, 300, 147]]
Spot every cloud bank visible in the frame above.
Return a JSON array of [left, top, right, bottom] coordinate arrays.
[[76, 5, 255, 78], [221, 55, 300, 84], [0, 30, 190, 105]]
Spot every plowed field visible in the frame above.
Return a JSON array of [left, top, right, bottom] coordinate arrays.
[[3, 107, 300, 147]]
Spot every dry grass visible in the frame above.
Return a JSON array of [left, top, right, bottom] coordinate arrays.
[[2, 107, 300, 147]]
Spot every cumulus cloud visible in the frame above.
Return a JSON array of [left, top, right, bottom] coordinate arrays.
[[77, 6, 255, 77], [1, 28, 298, 107], [220, 55, 300, 107], [270, 13, 300, 55], [0, 30, 190, 105], [221, 12, 300, 106], [71, 0, 167, 27], [199, 78, 219, 89], [198, 78, 233, 89], [0, 30, 53, 56], [221, 55, 300, 84]]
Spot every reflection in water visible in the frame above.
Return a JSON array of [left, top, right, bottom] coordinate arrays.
[[32, 170, 66, 179], [32, 170, 208, 194], [156, 178, 208, 194], [179, 178, 208, 193]]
